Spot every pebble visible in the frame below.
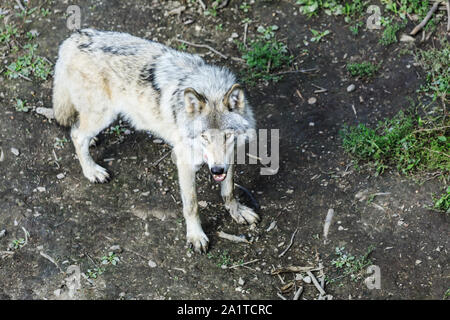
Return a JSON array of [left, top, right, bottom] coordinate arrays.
[[11, 147, 19, 156], [153, 139, 163, 144], [37, 187, 46, 192], [303, 276, 312, 284], [231, 32, 239, 38], [415, 260, 422, 265], [198, 200, 207, 208], [148, 260, 157, 268], [35, 107, 55, 119], [109, 245, 122, 253], [56, 173, 65, 180], [400, 34, 415, 42], [338, 226, 344, 231], [308, 97, 317, 105], [347, 84, 356, 92], [0, 229, 6, 238], [238, 277, 245, 286]]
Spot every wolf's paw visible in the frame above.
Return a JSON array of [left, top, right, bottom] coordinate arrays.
[[229, 202, 260, 225], [187, 230, 209, 254], [83, 164, 110, 183]]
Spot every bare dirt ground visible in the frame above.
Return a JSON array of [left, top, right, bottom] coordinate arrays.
[[0, 0, 448, 300]]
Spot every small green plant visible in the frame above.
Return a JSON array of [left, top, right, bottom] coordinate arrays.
[[433, 186, 450, 213], [177, 43, 187, 51], [10, 238, 26, 250], [0, 24, 18, 43], [15, 99, 29, 112], [349, 21, 364, 36], [216, 250, 232, 267], [54, 137, 69, 149], [5, 44, 52, 80], [86, 267, 105, 279], [215, 23, 223, 31], [109, 124, 126, 137], [238, 25, 292, 83], [329, 245, 374, 283], [240, 2, 251, 13], [379, 18, 405, 46], [347, 61, 379, 78], [41, 8, 50, 17], [310, 28, 330, 42], [101, 252, 120, 266]]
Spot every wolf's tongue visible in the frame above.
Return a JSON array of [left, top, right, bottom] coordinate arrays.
[[213, 174, 226, 182]]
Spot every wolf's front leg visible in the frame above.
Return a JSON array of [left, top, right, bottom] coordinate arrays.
[[221, 164, 260, 225], [175, 150, 209, 253]]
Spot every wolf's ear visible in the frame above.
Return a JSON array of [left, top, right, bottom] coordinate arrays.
[[223, 84, 245, 111], [184, 88, 206, 114]]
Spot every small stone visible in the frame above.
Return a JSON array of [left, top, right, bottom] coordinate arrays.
[[37, 187, 46, 192], [338, 226, 344, 231], [198, 200, 207, 208], [11, 147, 19, 156], [400, 34, 415, 42], [0, 229, 6, 238], [295, 273, 303, 281], [109, 245, 122, 253], [308, 122, 315, 127], [347, 84, 356, 92], [153, 139, 163, 144], [415, 260, 422, 265], [231, 32, 239, 38], [308, 97, 317, 104], [35, 107, 55, 119], [286, 189, 294, 194], [303, 276, 311, 284], [56, 173, 65, 180], [148, 260, 157, 268], [238, 277, 245, 286]]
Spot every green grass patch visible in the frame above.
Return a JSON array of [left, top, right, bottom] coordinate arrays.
[[237, 25, 293, 83], [327, 245, 375, 283], [415, 39, 450, 103], [5, 43, 52, 81], [347, 61, 379, 78], [379, 18, 405, 46], [433, 186, 450, 213], [340, 110, 450, 176]]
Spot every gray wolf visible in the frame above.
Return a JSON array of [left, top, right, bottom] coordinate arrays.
[[52, 29, 260, 253]]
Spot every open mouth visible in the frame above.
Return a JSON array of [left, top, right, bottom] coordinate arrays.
[[212, 173, 227, 182]]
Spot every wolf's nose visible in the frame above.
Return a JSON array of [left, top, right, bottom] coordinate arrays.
[[211, 166, 224, 175]]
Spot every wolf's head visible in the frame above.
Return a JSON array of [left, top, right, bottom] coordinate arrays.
[[183, 83, 255, 182]]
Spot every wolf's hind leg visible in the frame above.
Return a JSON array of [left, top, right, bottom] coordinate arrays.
[[221, 164, 260, 225], [71, 112, 115, 183]]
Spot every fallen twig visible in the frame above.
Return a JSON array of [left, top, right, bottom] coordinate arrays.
[[410, 1, 440, 35], [293, 286, 304, 300], [271, 265, 319, 275], [15, 0, 25, 11], [198, 0, 206, 11], [278, 228, 298, 258], [227, 258, 259, 269], [176, 39, 228, 59], [217, 0, 229, 9], [272, 68, 319, 76], [307, 271, 326, 296], [40, 251, 63, 273], [277, 292, 287, 300], [447, 0, 450, 31], [217, 231, 250, 244], [5, 66, 32, 81], [323, 208, 334, 241], [152, 150, 172, 167]]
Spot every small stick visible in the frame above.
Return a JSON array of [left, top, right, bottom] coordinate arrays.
[[410, 1, 440, 35], [40, 251, 63, 273], [271, 266, 319, 275], [227, 258, 259, 269], [272, 68, 319, 76], [152, 150, 172, 167], [217, 231, 250, 244], [293, 286, 304, 300], [243, 22, 248, 46], [278, 228, 298, 258], [323, 208, 334, 241], [198, 0, 206, 10], [447, 0, 450, 32], [5, 66, 32, 81], [311, 83, 327, 92], [307, 271, 326, 296], [217, 0, 229, 9], [277, 292, 287, 300], [15, 0, 25, 11], [176, 39, 228, 59], [296, 89, 305, 101]]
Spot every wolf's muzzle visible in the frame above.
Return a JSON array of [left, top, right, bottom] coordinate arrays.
[[211, 166, 226, 182]]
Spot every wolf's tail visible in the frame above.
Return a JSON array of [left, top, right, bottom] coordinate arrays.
[[52, 42, 77, 127]]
